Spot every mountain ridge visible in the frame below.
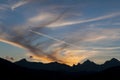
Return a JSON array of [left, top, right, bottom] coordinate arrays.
[[1, 57, 120, 80], [15, 58, 120, 72]]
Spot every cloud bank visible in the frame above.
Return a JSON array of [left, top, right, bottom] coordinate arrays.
[[0, 0, 120, 66]]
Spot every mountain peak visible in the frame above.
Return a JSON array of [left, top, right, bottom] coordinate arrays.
[[110, 58, 119, 62], [15, 58, 28, 64], [85, 59, 92, 62], [105, 58, 119, 63], [83, 59, 95, 65], [19, 58, 27, 62], [81, 60, 97, 67], [104, 58, 120, 66]]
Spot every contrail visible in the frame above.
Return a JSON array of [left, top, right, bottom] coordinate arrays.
[[29, 30, 82, 49]]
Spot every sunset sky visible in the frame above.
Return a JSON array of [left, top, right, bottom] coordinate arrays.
[[0, 0, 120, 66]]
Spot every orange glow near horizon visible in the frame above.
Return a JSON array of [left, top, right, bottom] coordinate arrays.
[[27, 49, 97, 66], [0, 39, 97, 66]]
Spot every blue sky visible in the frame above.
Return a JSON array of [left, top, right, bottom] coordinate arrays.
[[0, 0, 120, 66]]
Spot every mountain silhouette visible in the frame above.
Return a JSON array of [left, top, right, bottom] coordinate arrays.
[[15, 58, 70, 71], [15, 58, 120, 72], [73, 60, 99, 72], [102, 58, 120, 68], [1, 57, 120, 80], [0, 57, 75, 80]]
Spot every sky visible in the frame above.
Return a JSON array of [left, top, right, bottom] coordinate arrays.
[[0, 0, 120, 66]]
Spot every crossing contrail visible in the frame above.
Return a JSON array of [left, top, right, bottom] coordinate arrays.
[[29, 30, 82, 49]]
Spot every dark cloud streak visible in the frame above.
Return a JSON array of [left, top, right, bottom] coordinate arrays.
[[0, 7, 73, 64]]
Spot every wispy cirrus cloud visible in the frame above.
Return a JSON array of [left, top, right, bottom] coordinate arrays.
[[11, 0, 51, 11], [28, 13, 58, 24], [1, 0, 120, 66], [47, 12, 120, 27], [0, 39, 25, 49], [11, 0, 29, 11], [92, 47, 120, 51], [62, 27, 120, 44]]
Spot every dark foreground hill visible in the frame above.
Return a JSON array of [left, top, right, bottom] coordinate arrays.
[[0, 58, 120, 80]]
